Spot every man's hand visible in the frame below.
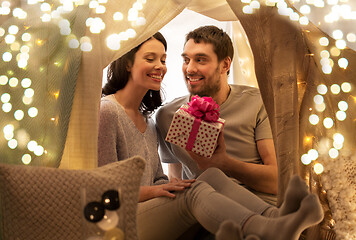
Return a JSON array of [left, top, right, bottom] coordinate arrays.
[[187, 132, 228, 170]]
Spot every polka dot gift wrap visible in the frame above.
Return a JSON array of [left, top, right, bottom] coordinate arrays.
[[165, 104, 225, 158]]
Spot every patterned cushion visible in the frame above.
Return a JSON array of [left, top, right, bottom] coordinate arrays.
[[0, 156, 145, 240]]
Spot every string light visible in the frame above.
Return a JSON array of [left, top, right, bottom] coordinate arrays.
[[341, 82, 351, 92], [314, 163, 324, 174]]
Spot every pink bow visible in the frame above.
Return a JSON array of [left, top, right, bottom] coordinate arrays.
[[187, 96, 220, 122]]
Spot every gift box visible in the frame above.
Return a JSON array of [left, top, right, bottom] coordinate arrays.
[[165, 96, 225, 158]]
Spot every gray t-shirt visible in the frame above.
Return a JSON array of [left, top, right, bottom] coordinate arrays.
[[98, 95, 168, 186], [156, 85, 276, 203]]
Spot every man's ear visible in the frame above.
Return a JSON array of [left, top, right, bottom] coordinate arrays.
[[220, 57, 232, 74]]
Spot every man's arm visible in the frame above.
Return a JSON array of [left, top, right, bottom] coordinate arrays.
[[187, 134, 278, 195]]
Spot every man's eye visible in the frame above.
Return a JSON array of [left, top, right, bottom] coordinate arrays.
[[161, 60, 166, 64], [146, 58, 154, 62], [197, 58, 206, 63], [183, 58, 189, 64]]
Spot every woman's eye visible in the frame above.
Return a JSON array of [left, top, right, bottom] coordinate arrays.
[[146, 58, 154, 62], [161, 60, 166, 64]]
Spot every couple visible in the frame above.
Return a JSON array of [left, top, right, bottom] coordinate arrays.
[[98, 26, 323, 240]]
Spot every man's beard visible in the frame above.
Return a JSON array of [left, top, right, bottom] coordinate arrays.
[[187, 67, 221, 98]]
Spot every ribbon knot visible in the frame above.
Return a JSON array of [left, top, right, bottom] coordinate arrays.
[[187, 96, 220, 122]]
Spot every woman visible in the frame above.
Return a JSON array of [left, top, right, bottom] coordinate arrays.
[[98, 32, 323, 240]]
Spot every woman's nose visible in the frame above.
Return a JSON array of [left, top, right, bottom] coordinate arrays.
[[155, 61, 164, 69]]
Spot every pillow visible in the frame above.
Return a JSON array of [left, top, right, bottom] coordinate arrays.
[[0, 156, 145, 240]]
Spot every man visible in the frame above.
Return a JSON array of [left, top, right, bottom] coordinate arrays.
[[156, 25, 278, 204]]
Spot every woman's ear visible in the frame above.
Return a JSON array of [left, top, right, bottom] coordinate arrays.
[[126, 61, 132, 72]]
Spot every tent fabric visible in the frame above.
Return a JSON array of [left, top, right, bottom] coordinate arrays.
[[2, 0, 355, 238]]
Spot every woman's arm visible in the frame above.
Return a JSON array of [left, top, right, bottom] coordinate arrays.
[[138, 179, 195, 202], [98, 101, 120, 166]]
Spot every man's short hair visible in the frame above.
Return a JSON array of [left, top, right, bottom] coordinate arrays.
[[185, 25, 234, 63]]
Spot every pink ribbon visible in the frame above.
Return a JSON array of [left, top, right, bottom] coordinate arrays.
[[185, 118, 201, 151], [187, 96, 220, 122], [183, 96, 220, 151]]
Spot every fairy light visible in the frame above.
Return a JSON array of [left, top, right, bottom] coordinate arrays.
[[9, 77, 18, 87], [332, 29, 343, 39], [320, 50, 330, 58], [299, 16, 309, 25], [308, 149, 319, 160], [2, 52, 12, 62], [0, 76, 8, 85], [319, 37, 329, 46], [1, 93, 10, 103], [333, 141, 343, 150], [40, 2, 51, 12], [27, 140, 37, 152], [314, 163, 324, 174], [8, 139, 18, 149], [335, 39, 346, 49], [317, 84, 328, 94], [69, 39, 80, 48], [113, 12, 123, 21], [346, 33, 356, 42], [13, 8, 27, 19], [20, 45, 30, 53], [22, 154, 32, 164], [322, 64, 332, 74], [250, 0, 260, 9], [338, 101, 348, 111], [330, 47, 340, 57], [10, 42, 20, 51], [313, 94, 324, 104], [338, 58, 348, 69], [80, 37, 93, 52], [24, 88, 34, 98], [2, 103, 12, 112], [14, 110, 24, 120], [300, 5, 311, 14], [301, 153, 312, 165], [28, 107, 38, 118], [21, 78, 32, 88], [34, 145, 44, 156], [323, 117, 334, 129], [309, 114, 319, 125], [41, 13, 51, 22], [315, 102, 326, 112], [328, 148, 339, 158], [243, 5, 253, 14], [89, 0, 99, 9], [330, 84, 341, 94], [107, 34, 121, 50], [336, 111, 346, 121], [341, 82, 351, 93]]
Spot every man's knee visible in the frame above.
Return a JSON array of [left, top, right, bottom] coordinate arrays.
[[198, 167, 226, 181]]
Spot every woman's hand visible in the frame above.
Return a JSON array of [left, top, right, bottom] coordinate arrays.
[[139, 179, 195, 202]]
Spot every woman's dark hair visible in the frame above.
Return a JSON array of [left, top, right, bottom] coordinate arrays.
[[102, 32, 167, 116]]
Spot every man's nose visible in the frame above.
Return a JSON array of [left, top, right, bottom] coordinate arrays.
[[186, 61, 197, 74]]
